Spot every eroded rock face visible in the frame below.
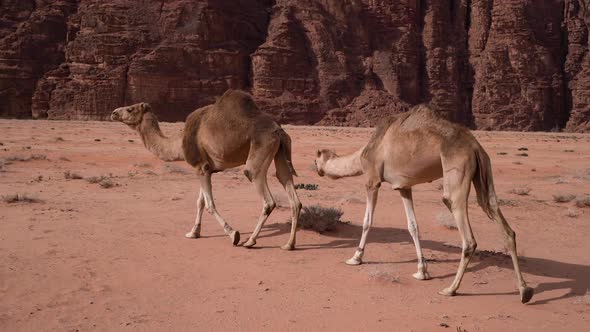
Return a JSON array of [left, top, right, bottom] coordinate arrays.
[[1, 0, 590, 131]]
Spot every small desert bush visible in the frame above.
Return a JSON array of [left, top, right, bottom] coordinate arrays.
[[295, 183, 319, 190], [510, 186, 531, 196], [143, 170, 158, 176], [518, 147, 529, 151], [564, 149, 575, 153], [552, 194, 576, 203], [59, 156, 71, 162], [64, 171, 83, 180], [498, 198, 518, 207], [564, 208, 580, 218], [575, 196, 590, 208], [497, 152, 508, 155], [5, 154, 47, 162], [134, 162, 152, 168], [516, 153, 529, 157], [436, 211, 457, 230], [368, 268, 400, 283], [98, 177, 115, 188], [296, 205, 344, 233], [2, 193, 42, 203], [164, 163, 189, 174], [85, 175, 115, 188]]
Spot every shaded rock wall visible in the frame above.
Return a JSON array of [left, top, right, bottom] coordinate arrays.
[[1, 0, 589, 131]]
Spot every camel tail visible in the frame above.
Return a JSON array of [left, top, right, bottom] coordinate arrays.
[[472, 145, 499, 219], [276, 128, 298, 177]]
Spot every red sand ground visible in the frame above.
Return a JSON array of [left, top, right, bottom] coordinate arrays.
[[1, 120, 589, 331]]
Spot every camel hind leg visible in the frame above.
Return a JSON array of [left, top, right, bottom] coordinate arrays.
[[274, 152, 302, 250], [489, 204, 533, 303], [439, 158, 477, 297], [242, 138, 280, 248]]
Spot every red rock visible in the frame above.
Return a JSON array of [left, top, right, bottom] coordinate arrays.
[[0, 0, 589, 132]]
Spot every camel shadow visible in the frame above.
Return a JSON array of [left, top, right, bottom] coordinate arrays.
[[257, 221, 590, 305]]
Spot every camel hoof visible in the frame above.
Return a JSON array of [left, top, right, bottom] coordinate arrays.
[[242, 238, 256, 248], [185, 232, 199, 239], [345, 257, 362, 266], [438, 287, 456, 297], [230, 231, 240, 246], [412, 271, 431, 280], [520, 287, 534, 304], [281, 243, 295, 251]]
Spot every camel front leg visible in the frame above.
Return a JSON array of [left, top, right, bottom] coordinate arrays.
[[346, 183, 379, 265], [185, 189, 205, 238], [399, 188, 430, 280], [200, 171, 240, 246]]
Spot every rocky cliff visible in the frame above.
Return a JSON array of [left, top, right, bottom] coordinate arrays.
[[1, 0, 589, 131]]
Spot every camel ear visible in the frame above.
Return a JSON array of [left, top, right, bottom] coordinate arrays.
[[316, 150, 321, 157], [140, 102, 150, 112]]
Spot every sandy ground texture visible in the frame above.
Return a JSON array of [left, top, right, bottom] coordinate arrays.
[[1, 119, 590, 331]]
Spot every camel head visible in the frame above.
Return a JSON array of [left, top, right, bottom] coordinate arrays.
[[111, 102, 151, 126], [314, 149, 337, 177]]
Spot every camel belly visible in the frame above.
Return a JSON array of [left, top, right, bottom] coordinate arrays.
[[383, 158, 443, 189]]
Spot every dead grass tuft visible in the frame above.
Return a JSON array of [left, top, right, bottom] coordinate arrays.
[[2, 193, 42, 204], [575, 196, 590, 208], [85, 175, 116, 188], [295, 183, 319, 190], [552, 194, 576, 203], [164, 163, 189, 174], [564, 208, 580, 218], [516, 153, 529, 157], [296, 205, 345, 233], [436, 211, 457, 230], [510, 186, 531, 196], [498, 198, 518, 207], [368, 268, 400, 283], [64, 171, 83, 180]]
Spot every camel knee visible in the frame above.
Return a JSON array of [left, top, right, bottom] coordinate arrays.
[[463, 241, 477, 258], [263, 201, 276, 215], [243, 169, 253, 182], [442, 197, 452, 210]]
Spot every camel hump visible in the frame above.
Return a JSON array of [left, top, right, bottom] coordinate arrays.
[[214, 89, 260, 116]]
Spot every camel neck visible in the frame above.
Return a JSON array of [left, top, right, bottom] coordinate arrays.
[[137, 114, 167, 152], [324, 147, 364, 178]]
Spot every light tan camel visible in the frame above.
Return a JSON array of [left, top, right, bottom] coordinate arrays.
[[314, 104, 534, 303], [111, 103, 184, 161], [111, 90, 302, 249]]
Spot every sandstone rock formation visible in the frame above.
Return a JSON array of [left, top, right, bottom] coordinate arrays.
[[1, 0, 589, 132]]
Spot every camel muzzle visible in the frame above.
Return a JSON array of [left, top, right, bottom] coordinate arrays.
[[110, 111, 120, 121]]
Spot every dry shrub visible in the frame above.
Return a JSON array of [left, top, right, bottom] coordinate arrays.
[[64, 171, 83, 180], [164, 163, 189, 174], [86, 175, 115, 188], [575, 196, 590, 208], [565, 208, 580, 218], [134, 162, 152, 168], [296, 205, 344, 233], [99, 178, 115, 188], [368, 268, 400, 283], [295, 183, 319, 190], [510, 186, 531, 196], [2, 193, 42, 203], [436, 211, 457, 230], [516, 153, 529, 157], [498, 198, 518, 207], [552, 194, 576, 203]]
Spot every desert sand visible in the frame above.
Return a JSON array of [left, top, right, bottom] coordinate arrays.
[[1, 119, 589, 331]]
